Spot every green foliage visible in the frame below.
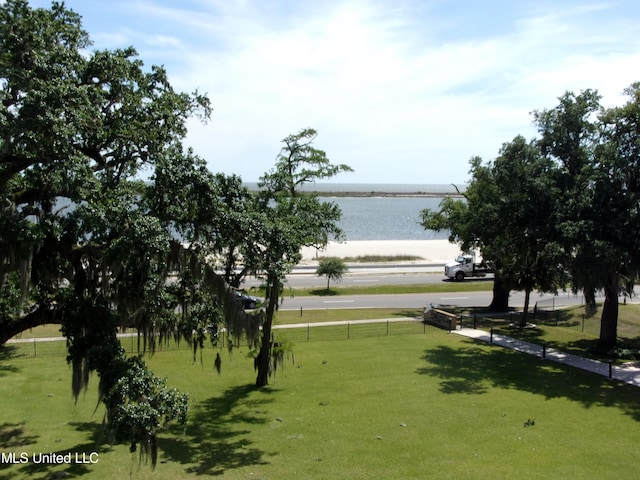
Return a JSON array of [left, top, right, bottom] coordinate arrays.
[[0, 0, 235, 463], [316, 256, 349, 289], [249, 128, 353, 386], [259, 128, 353, 197], [104, 356, 188, 468], [57, 294, 188, 468], [534, 86, 640, 350], [424, 85, 640, 349]]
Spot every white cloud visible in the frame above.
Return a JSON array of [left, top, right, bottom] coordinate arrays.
[[25, 0, 640, 182]]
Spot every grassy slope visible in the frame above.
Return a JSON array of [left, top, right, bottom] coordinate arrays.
[[2, 330, 640, 479]]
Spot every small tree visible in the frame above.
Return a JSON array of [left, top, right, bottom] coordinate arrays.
[[316, 257, 349, 290], [250, 128, 352, 387]]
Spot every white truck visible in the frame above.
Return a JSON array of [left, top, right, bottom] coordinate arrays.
[[444, 254, 492, 281]]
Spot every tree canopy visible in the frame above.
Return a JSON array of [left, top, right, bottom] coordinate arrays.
[[251, 128, 352, 386], [0, 0, 242, 466], [423, 85, 640, 351], [0, 7, 352, 464], [316, 257, 349, 290]]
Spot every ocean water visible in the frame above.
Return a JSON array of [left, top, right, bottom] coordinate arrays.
[[327, 195, 450, 241], [247, 182, 459, 241]]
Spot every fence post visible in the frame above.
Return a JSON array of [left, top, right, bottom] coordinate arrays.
[[307, 324, 310, 342], [347, 322, 350, 339], [542, 342, 546, 359], [490, 327, 494, 344], [386, 319, 389, 336], [609, 361, 613, 379], [34, 338, 37, 357]]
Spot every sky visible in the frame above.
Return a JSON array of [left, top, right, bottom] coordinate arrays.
[[26, 0, 640, 184]]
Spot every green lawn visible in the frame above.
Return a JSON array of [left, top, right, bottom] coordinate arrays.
[[456, 303, 640, 362], [275, 307, 423, 325], [2, 328, 639, 479], [267, 279, 494, 297]]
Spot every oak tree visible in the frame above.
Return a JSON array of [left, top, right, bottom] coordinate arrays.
[[0, 0, 217, 464]]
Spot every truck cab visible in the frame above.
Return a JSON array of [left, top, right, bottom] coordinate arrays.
[[444, 254, 491, 281]]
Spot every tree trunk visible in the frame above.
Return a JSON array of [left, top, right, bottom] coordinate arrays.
[[597, 280, 618, 353], [255, 275, 280, 387], [488, 275, 510, 312], [520, 287, 531, 327], [584, 286, 597, 315]]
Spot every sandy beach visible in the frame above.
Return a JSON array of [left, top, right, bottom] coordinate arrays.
[[299, 239, 461, 264]]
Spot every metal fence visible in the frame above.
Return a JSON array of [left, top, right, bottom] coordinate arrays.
[[4, 334, 199, 359], [456, 308, 603, 338], [274, 319, 427, 343], [4, 319, 428, 359]]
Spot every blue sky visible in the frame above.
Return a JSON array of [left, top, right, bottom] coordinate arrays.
[[27, 0, 640, 183]]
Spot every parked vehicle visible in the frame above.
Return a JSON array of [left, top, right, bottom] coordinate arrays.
[[234, 290, 261, 309], [444, 254, 492, 281]]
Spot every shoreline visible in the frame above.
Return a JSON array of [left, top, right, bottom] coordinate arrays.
[[299, 239, 460, 265]]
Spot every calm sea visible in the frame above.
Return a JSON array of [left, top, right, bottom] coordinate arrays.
[[326, 195, 450, 241], [246, 182, 460, 241], [283, 183, 461, 241], [247, 182, 460, 241]]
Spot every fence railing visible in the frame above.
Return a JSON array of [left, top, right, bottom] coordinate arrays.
[[3, 319, 428, 358], [456, 308, 603, 338]]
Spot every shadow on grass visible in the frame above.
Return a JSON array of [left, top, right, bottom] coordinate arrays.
[[159, 383, 275, 476], [418, 341, 640, 421], [10, 446, 97, 480], [309, 288, 338, 296], [8, 421, 115, 480], [0, 346, 21, 377], [0, 422, 38, 449], [393, 309, 422, 319]]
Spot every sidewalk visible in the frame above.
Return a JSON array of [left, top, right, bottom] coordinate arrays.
[[454, 327, 640, 388]]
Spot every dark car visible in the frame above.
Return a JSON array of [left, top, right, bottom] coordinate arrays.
[[235, 290, 261, 309]]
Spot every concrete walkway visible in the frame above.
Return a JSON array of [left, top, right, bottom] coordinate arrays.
[[454, 327, 640, 388]]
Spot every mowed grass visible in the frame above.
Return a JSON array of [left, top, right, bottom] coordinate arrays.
[[2, 328, 640, 479], [457, 303, 640, 361], [272, 279, 494, 297], [275, 307, 423, 325]]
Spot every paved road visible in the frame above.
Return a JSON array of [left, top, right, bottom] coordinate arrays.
[[241, 263, 587, 311], [244, 265, 488, 288], [277, 290, 587, 312]]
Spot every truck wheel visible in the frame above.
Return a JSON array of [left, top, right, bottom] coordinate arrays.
[[455, 271, 465, 282]]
